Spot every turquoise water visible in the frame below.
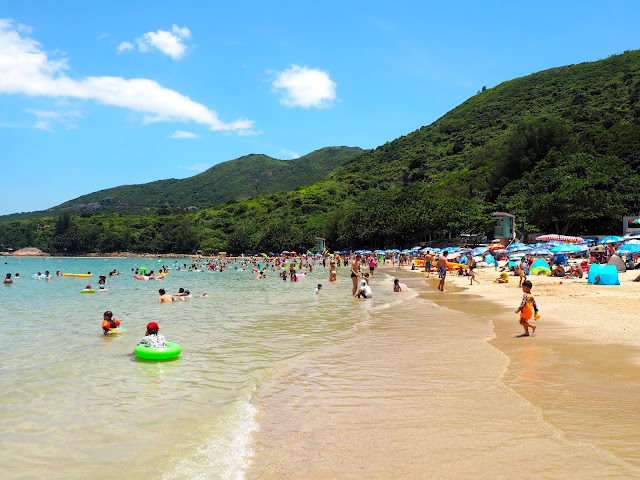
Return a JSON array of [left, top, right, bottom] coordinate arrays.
[[0, 257, 399, 479]]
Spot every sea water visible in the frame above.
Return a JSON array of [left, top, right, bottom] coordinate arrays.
[[0, 257, 394, 479]]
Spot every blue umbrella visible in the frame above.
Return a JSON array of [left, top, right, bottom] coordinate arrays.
[[617, 244, 640, 254], [550, 243, 583, 253], [471, 246, 489, 255], [599, 235, 625, 245], [506, 242, 526, 251], [508, 244, 530, 252], [411, 246, 422, 251]]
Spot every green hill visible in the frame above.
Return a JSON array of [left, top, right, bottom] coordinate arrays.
[[2, 51, 640, 253], [1, 146, 363, 219]]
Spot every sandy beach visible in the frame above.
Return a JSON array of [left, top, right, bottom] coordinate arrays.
[[246, 263, 640, 478]]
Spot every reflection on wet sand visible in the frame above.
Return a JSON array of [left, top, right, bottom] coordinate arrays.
[[248, 271, 638, 478]]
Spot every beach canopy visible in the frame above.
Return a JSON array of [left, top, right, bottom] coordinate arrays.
[[530, 258, 551, 275], [536, 234, 585, 243], [550, 243, 583, 253], [598, 235, 625, 245], [588, 264, 620, 285]]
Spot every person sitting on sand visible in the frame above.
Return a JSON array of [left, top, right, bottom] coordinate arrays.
[[354, 279, 373, 298], [101, 311, 121, 335], [515, 280, 539, 336], [566, 263, 584, 279], [393, 279, 403, 292], [550, 263, 566, 277], [496, 271, 509, 283], [138, 322, 166, 348], [158, 288, 174, 303]]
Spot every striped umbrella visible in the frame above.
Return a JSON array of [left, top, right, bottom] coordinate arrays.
[[535, 234, 585, 243]]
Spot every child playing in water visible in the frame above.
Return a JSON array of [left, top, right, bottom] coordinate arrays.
[[138, 322, 166, 348], [314, 284, 322, 295], [101, 311, 121, 334], [393, 279, 403, 292], [515, 280, 539, 336]]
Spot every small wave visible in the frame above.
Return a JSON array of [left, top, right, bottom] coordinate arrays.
[[162, 397, 258, 480]]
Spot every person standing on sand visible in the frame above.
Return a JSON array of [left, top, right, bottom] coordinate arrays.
[[515, 280, 539, 336], [351, 255, 362, 295], [437, 251, 450, 291]]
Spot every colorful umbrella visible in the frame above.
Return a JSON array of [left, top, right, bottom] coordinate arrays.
[[488, 244, 505, 251], [598, 235, 625, 245], [550, 244, 583, 253], [617, 244, 640, 254], [536, 234, 585, 243], [630, 219, 640, 224]]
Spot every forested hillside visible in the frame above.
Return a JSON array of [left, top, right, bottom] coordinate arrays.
[[1, 146, 363, 219], [2, 51, 640, 254]]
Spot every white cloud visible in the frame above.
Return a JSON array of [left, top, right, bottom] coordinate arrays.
[[0, 19, 254, 134], [170, 130, 198, 139], [178, 162, 209, 172], [117, 41, 133, 53], [120, 24, 191, 60], [27, 108, 82, 130], [281, 149, 300, 159], [271, 65, 337, 109], [33, 119, 53, 132]]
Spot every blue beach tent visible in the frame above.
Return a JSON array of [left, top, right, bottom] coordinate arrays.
[[587, 264, 620, 285]]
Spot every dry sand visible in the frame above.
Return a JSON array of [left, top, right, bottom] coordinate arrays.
[[434, 264, 640, 347]]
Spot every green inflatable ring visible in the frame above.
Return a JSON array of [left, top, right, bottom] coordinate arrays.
[[135, 342, 181, 360]]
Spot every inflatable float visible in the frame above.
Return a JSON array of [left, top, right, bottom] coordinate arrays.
[[108, 327, 126, 334], [81, 289, 96, 294], [135, 342, 182, 360], [63, 273, 93, 277], [133, 275, 165, 280]]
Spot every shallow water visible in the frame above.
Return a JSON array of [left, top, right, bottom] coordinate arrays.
[[0, 257, 379, 479], [247, 269, 640, 479]]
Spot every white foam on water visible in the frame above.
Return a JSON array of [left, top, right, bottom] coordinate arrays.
[[162, 396, 258, 480]]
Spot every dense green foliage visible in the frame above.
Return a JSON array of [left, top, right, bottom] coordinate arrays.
[[2, 51, 640, 254]]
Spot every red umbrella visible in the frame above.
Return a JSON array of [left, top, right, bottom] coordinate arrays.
[[535, 234, 585, 243]]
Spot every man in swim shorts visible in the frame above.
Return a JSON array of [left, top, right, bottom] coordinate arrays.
[[351, 254, 362, 295], [437, 251, 450, 291], [424, 253, 433, 276]]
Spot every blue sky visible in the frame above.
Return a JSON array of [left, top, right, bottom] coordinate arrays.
[[1, 1, 639, 215]]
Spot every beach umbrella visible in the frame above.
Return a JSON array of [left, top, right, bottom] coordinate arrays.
[[488, 243, 504, 251], [535, 234, 585, 243], [626, 239, 640, 245], [630, 219, 640, 224], [598, 235, 625, 245], [624, 233, 640, 240], [507, 244, 530, 252], [472, 246, 489, 255], [410, 246, 422, 251], [617, 244, 640, 254], [550, 243, 583, 253], [529, 247, 550, 256]]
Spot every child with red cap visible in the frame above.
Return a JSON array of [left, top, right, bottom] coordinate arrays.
[[101, 311, 121, 335], [138, 322, 166, 348]]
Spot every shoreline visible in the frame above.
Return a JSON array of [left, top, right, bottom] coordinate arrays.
[[245, 264, 640, 477]]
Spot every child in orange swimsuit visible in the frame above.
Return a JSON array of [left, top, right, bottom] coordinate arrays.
[[101, 310, 121, 334], [515, 280, 539, 336]]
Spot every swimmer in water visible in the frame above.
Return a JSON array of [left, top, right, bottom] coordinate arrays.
[[101, 311, 121, 334]]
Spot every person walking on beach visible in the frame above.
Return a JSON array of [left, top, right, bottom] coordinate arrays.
[[351, 255, 362, 295], [515, 280, 539, 336], [437, 251, 450, 291], [424, 253, 433, 276]]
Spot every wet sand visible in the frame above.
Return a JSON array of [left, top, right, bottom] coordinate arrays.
[[246, 266, 640, 478]]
